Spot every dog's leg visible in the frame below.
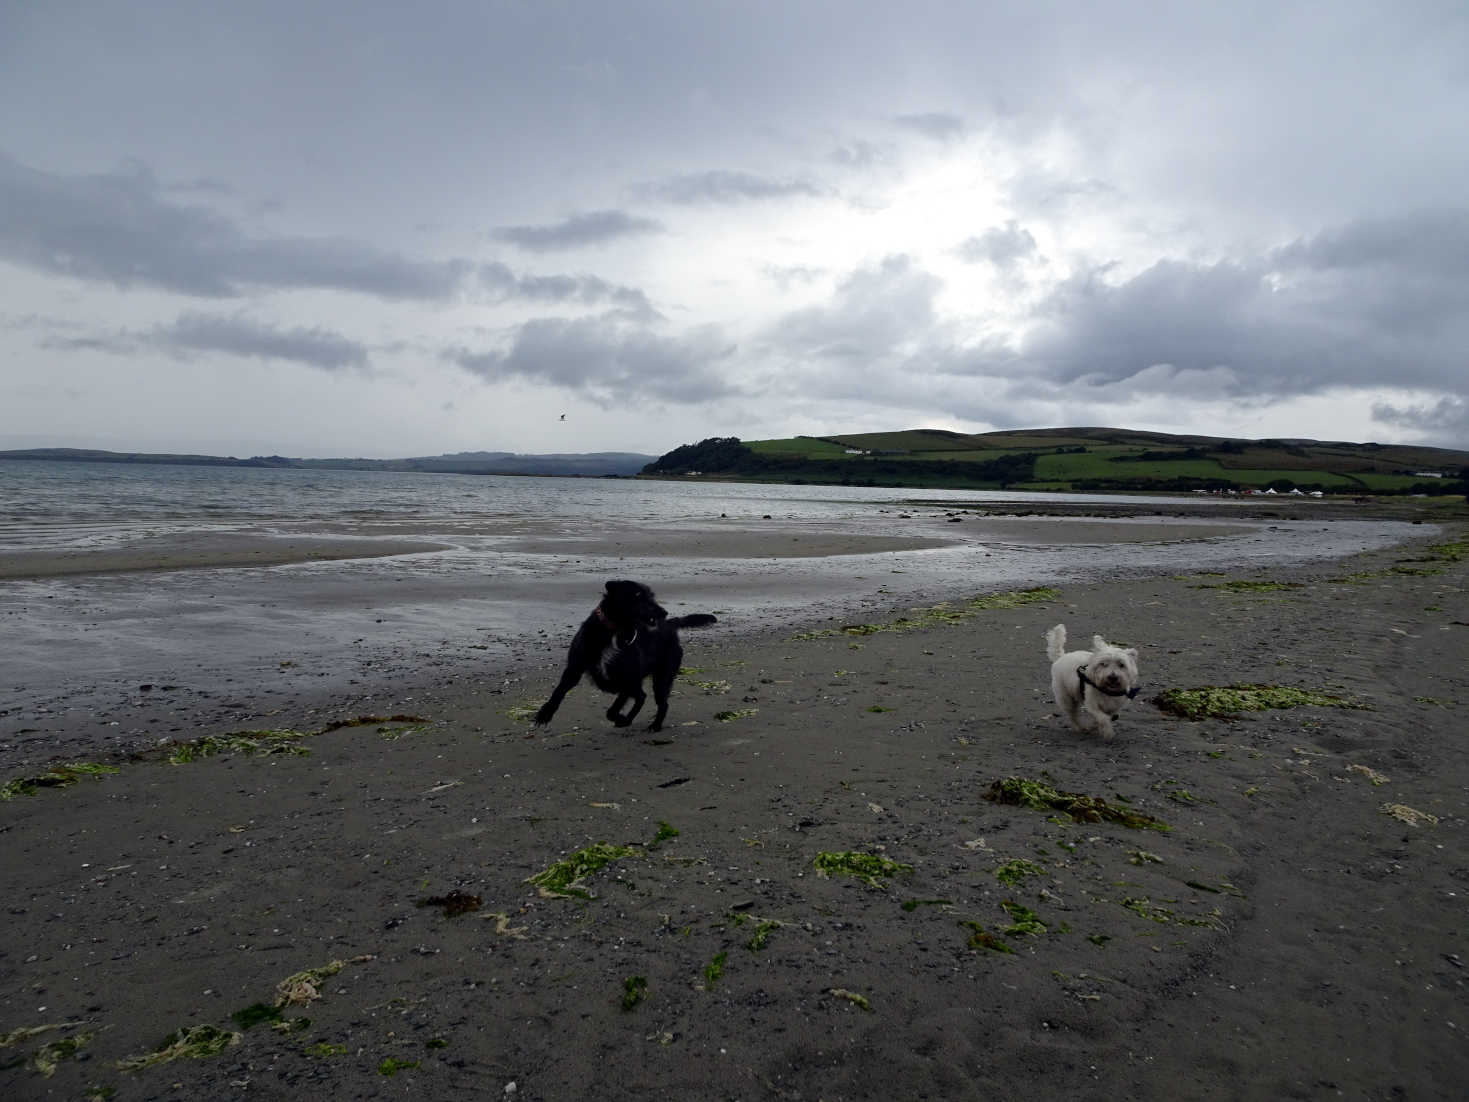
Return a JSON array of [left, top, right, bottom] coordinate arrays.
[[645, 643, 685, 732], [608, 687, 646, 727], [534, 662, 587, 725], [647, 668, 678, 731]]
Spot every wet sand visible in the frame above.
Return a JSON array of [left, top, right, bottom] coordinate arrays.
[[1, 513, 1466, 1099]]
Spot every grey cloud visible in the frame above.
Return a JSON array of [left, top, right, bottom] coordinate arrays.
[[639, 170, 824, 205], [1274, 209, 1469, 277], [156, 312, 369, 370], [40, 332, 138, 356], [0, 152, 471, 300], [493, 209, 663, 251], [447, 316, 737, 405], [1372, 396, 1469, 451], [1019, 210, 1469, 399], [827, 140, 890, 169], [954, 220, 1039, 270], [767, 255, 941, 361], [892, 112, 966, 142], [478, 263, 659, 320]]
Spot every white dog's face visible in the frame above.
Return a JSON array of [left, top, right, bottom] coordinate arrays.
[[1085, 639, 1139, 696]]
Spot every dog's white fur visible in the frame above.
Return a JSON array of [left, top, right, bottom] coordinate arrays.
[[1046, 624, 1139, 740]]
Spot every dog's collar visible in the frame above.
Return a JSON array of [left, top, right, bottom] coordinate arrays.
[[1078, 665, 1140, 699], [594, 604, 637, 645]]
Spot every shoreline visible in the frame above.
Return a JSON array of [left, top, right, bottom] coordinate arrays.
[[0, 510, 1428, 775], [0, 524, 1464, 1099]]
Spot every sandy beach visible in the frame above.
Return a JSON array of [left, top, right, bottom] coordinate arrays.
[[2, 509, 1466, 1100]]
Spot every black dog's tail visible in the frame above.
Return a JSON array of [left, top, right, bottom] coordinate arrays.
[[669, 614, 718, 629]]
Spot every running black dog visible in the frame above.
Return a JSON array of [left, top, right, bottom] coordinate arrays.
[[533, 580, 718, 732]]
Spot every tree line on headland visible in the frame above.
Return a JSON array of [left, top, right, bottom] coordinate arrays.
[[641, 428, 1469, 496]]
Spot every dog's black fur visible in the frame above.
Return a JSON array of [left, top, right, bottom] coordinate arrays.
[[533, 580, 718, 732]]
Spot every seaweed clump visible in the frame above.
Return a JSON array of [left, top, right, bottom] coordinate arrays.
[[994, 859, 1045, 887], [812, 850, 914, 887], [1155, 684, 1367, 720], [959, 922, 1014, 954], [165, 730, 310, 764], [621, 976, 649, 1011], [1, 762, 118, 800], [117, 1025, 241, 1072], [986, 777, 1169, 832], [527, 842, 639, 899]]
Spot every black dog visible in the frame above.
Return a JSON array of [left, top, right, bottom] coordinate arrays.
[[533, 580, 718, 732]]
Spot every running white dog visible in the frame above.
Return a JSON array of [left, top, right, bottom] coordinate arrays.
[[1045, 624, 1140, 739]]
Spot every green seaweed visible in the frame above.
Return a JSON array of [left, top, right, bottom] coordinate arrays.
[[985, 777, 1170, 832], [746, 920, 781, 951], [527, 842, 639, 899], [166, 730, 310, 764], [714, 708, 758, 722], [960, 922, 1014, 954], [703, 952, 728, 988], [965, 587, 1062, 610], [827, 988, 873, 1011], [790, 587, 1060, 640], [1000, 900, 1047, 937], [1426, 539, 1469, 562], [306, 1042, 348, 1058], [3, 1022, 86, 1047], [276, 960, 347, 1006], [1, 762, 119, 800], [994, 859, 1045, 887], [812, 850, 914, 887], [425, 1038, 448, 1050], [31, 1031, 95, 1077], [1121, 897, 1173, 924], [117, 1025, 241, 1072], [1155, 684, 1367, 720], [378, 1057, 420, 1076], [230, 1002, 283, 1030], [620, 976, 649, 1011], [650, 821, 680, 847]]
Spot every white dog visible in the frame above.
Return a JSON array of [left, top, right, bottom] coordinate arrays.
[[1045, 624, 1140, 739]]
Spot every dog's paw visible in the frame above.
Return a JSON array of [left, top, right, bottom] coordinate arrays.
[[532, 705, 554, 725]]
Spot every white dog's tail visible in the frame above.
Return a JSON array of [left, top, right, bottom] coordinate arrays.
[[1045, 623, 1067, 662]]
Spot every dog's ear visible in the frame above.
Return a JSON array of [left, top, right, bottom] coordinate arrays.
[[1125, 647, 1139, 661], [1092, 635, 1109, 652]]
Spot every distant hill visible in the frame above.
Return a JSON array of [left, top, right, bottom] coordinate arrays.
[[0, 447, 656, 478], [642, 428, 1469, 495]]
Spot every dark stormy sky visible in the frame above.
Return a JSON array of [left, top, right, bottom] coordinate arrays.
[[2, 1, 1466, 457]]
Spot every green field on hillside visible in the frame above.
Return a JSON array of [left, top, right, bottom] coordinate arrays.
[[643, 428, 1468, 495]]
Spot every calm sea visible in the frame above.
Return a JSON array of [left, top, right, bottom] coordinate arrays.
[[0, 459, 1198, 550]]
